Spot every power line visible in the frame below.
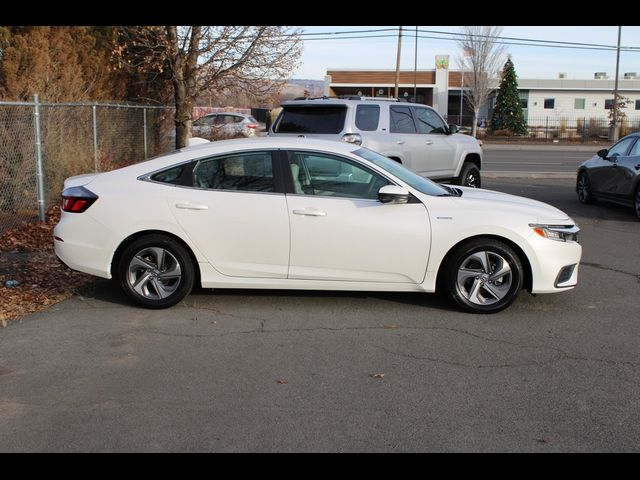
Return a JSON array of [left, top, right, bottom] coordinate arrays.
[[289, 27, 640, 53]]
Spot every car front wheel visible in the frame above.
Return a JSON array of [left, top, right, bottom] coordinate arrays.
[[635, 185, 640, 220], [577, 171, 596, 204], [443, 238, 524, 314], [118, 234, 195, 309]]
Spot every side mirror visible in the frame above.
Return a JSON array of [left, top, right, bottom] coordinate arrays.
[[597, 149, 609, 159], [448, 124, 460, 134], [378, 185, 410, 204]]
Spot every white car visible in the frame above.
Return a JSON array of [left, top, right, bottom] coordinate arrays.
[[54, 138, 581, 314]]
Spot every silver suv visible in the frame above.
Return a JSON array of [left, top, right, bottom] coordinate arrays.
[[269, 97, 482, 187]]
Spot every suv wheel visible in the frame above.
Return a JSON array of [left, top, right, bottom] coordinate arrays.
[[442, 238, 524, 314], [456, 162, 481, 188], [118, 234, 195, 309]]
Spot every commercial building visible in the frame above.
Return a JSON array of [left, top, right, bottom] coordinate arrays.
[[324, 56, 640, 127]]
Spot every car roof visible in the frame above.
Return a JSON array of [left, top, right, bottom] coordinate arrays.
[[281, 98, 428, 108], [178, 136, 360, 155], [107, 137, 363, 179]]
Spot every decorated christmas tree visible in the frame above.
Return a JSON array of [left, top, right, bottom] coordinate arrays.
[[490, 57, 528, 135]]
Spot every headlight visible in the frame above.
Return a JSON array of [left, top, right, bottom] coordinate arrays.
[[529, 224, 579, 242]]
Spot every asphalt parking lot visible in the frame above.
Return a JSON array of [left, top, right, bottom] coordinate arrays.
[[1, 173, 639, 452]]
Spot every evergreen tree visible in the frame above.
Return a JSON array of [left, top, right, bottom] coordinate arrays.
[[490, 57, 528, 135]]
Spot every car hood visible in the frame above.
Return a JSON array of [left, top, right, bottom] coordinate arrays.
[[451, 186, 572, 223]]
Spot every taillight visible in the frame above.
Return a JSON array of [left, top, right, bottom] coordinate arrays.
[[246, 124, 257, 129], [61, 186, 98, 213]]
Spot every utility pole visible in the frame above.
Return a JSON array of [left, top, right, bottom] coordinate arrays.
[[394, 26, 403, 99], [611, 26, 622, 142], [413, 26, 418, 102]]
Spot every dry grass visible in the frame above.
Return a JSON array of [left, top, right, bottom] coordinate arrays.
[[0, 207, 95, 326]]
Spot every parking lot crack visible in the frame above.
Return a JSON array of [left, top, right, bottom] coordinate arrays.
[[581, 262, 639, 280]]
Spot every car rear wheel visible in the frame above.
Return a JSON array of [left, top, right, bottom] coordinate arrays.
[[118, 234, 195, 309], [635, 185, 640, 220], [443, 238, 524, 314], [456, 162, 481, 188], [577, 171, 596, 204]]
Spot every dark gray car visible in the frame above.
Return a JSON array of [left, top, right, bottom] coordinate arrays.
[[577, 132, 640, 219]]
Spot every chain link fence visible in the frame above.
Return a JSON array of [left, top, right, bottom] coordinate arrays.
[[0, 98, 176, 233]]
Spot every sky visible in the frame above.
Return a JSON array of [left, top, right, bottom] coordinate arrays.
[[291, 26, 640, 81]]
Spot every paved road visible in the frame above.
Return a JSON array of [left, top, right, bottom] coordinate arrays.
[[483, 145, 599, 175], [1, 177, 639, 452]]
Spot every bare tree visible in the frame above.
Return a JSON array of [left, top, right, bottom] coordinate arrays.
[[457, 26, 507, 137], [116, 26, 302, 148]]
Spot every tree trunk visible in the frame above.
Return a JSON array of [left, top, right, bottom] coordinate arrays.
[[472, 109, 479, 138], [173, 82, 192, 149]]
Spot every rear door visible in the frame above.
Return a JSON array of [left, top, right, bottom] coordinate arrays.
[[388, 105, 426, 173], [412, 106, 458, 178], [167, 150, 290, 278]]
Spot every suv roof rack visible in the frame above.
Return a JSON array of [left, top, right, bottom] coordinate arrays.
[[288, 95, 406, 102]]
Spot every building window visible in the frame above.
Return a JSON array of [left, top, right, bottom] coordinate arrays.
[[544, 98, 555, 109], [520, 98, 528, 109], [605, 99, 614, 110], [574, 98, 585, 110], [636, 99, 640, 110]]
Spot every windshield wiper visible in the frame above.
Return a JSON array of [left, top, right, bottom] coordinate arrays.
[[438, 185, 463, 197]]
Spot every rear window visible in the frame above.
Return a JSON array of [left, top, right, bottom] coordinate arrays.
[[355, 105, 380, 131], [275, 106, 347, 134]]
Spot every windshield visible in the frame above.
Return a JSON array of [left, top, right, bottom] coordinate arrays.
[[353, 147, 450, 196]]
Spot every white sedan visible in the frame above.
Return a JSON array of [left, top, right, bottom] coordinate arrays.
[[54, 138, 581, 314]]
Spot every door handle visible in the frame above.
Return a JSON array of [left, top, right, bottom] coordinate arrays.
[[292, 209, 326, 217], [425, 140, 434, 145], [396, 140, 405, 145], [175, 203, 209, 210]]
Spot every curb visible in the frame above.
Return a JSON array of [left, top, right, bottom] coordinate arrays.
[[483, 171, 575, 180], [482, 143, 601, 152]]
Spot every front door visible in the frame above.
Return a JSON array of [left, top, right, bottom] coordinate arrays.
[[590, 136, 635, 196], [284, 150, 431, 284]]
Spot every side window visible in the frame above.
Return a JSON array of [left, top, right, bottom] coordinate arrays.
[[413, 107, 447, 134], [150, 165, 187, 185], [390, 106, 417, 133], [629, 139, 640, 157], [608, 137, 635, 158], [192, 151, 275, 192], [355, 105, 380, 131], [286, 151, 389, 200], [229, 115, 243, 124]]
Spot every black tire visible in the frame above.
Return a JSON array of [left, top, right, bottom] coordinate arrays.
[[576, 171, 596, 204], [118, 234, 195, 309], [456, 162, 481, 188], [635, 185, 640, 220], [442, 238, 524, 314]]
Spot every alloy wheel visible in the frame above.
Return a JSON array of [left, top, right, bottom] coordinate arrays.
[[127, 247, 182, 300], [577, 173, 591, 203], [456, 251, 513, 306]]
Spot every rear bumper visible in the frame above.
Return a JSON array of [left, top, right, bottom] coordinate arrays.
[[53, 212, 115, 279]]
